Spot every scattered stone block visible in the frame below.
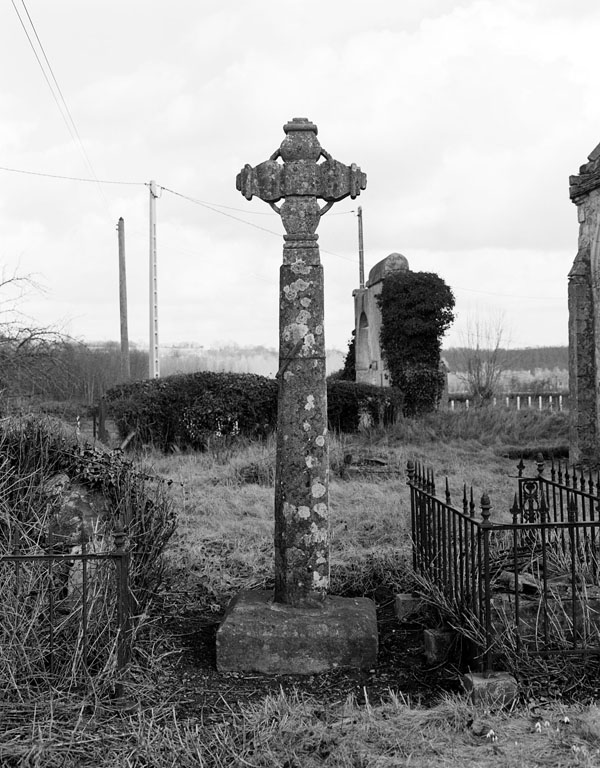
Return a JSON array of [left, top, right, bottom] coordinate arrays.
[[461, 671, 518, 708], [216, 590, 378, 675], [394, 593, 421, 621], [423, 627, 456, 664]]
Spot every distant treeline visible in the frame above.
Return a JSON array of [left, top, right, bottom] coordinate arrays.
[[443, 346, 568, 373]]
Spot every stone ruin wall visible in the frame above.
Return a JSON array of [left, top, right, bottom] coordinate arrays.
[[353, 252, 409, 387], [569, 144, 600, 466]]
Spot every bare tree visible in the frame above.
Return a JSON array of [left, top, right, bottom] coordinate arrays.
[[455, 314, 511, 405], [0, 271, 67, 406]]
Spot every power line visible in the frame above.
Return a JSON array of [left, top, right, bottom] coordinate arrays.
[[159, 185, 285, 239], [0, 165, 145, 186], [5, 164, 559, 299], [11, 0, 108, 206], [159, 184, 359, 262]]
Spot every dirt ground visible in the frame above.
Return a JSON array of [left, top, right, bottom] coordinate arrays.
[[151, 589, 462, 723]]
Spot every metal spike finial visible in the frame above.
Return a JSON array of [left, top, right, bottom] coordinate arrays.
[[510, 493, 520, 522]]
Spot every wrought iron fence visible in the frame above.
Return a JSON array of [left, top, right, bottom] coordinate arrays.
[[408, 457, 600, 672], [0, 524, 131, 692]]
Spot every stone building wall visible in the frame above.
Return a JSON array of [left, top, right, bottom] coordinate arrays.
[[568, 143, 600, 465], [353, 253, 409, 387]]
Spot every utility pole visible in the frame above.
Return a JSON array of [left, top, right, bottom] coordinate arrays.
[[149, 180, 160, 378], [357, 205, 365, 289], [117, 217, 131, 382]]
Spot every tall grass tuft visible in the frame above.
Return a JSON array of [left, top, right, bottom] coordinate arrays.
[[388, 408, 569, 448], [0, 415, 176, 700]]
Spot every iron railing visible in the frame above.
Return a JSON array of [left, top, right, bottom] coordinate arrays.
[[0, 524, 131, 691], [408, 457, 600, 672]]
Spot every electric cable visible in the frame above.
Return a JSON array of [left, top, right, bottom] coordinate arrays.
[[0, 165, 145, 185], [11, 0, 109, 207]]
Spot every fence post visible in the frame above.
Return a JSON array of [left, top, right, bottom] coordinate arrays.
[[98, 397, 109, 443], [113, 522, 131, 695], [510, 494, 521, 657], [568, 496, 578, 647], [407, 461, 418, 572], [480, 493, 493, 674]]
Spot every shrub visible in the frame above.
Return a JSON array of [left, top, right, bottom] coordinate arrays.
[[107, 373, 404, 449], [327, 380, 403, 433], [106, 372, 278, 450]]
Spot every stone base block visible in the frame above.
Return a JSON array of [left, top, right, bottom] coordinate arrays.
[[394, 593, 421, 621], [423, 628, 456, 664], [461, 671, 518, 708], [216, 590, 378, 675]]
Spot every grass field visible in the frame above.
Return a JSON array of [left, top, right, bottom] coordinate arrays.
[[3, 408, 600, 766]]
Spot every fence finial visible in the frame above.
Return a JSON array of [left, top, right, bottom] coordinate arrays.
[[480, 493, 491, 523], [406, 460, 415, 485], [510, 493, 520, 522], [535, 453, 545, 477], [517, 457, 525, 478], [113, 522, 127, 552]]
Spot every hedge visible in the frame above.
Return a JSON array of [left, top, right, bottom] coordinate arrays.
[[105, 372, 403, 450]]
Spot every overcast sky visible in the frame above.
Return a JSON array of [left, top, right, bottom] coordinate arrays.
[[1, 0, 599, 353]]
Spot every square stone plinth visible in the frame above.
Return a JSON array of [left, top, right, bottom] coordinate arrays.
[[216, 590, 378, 675]]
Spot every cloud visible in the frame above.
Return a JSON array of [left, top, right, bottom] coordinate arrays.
[[1, 0, 596, 352]]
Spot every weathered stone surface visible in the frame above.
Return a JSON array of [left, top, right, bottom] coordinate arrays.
[[216, 590, 378, 674], [461, 671, 518, 708], [394, 592, 421, 621], [43, 474, 111, 547], [236, 118, 366, 608], [568, 146, 600, 465], [353, 253, 410, 388], [423, 627, 457, 664]]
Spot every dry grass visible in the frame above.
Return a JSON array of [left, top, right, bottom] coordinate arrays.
[[4, 407, 600, 766], [0, 690, 598, 767]]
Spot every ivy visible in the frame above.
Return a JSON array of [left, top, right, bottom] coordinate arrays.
[[376, 271, 455, 416]]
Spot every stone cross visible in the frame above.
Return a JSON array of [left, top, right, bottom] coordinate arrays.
[[237, 118, 366, 607]]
